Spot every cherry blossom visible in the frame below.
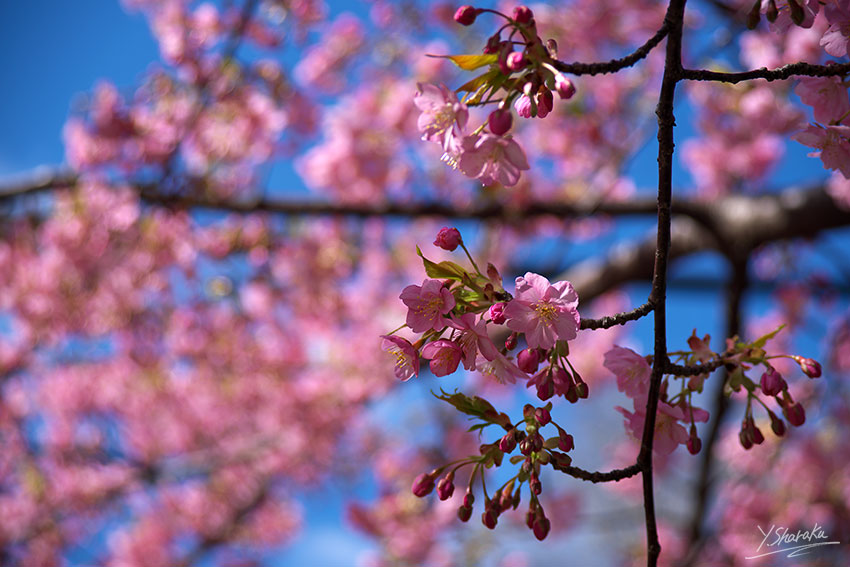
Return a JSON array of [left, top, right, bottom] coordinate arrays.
[[504, 273, 580, 350]]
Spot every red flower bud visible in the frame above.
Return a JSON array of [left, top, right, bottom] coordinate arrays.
[[488, 108, 513, 136], [517, 348, 540, 374], [554, 74, 576, 99], [454, 5, 478, 26], [687, 425, 701, 454], [506, 51, 526, 71], [458, 504, 472, 522], [760, 367, 786, 397], [532, 515, 550, 541], [797, 356, 822, 378], [499, 432, 517, 453], [512, 5, 534, 24], [490, 302, 508, 325], [770, 413, 786, 437], [558, 429, 574, 452], [534, 406, 551, 425], [436, 473, 455, 500], [482, 509, 498, 529], [433, 226, 462, 251], [784, 402, 806, 427], [411, 472, 436, 497]]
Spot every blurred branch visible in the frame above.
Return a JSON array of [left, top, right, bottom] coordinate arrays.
[[682, 61, 850, 83]]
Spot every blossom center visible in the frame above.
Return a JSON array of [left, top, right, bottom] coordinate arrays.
[[415, 296, 444, 318], [533, 301, 558, 322]]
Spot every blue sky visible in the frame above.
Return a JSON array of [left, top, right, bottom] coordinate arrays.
[[0, 2, 843, 566]]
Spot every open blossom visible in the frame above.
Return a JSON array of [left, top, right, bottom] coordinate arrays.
[[795, 76, 850, 124], [503, 273, 580, 350], [457, 133, 530, 187], [822, 0, 850, 57], [399, 279, 456, 332], [616, 398, 690, 455], [603, 346, 650, 399], [794, 124, 850, 177], [449, 313, 498, 370], [421, 339, 463, 377], [414, 82, 468, 157], [475, 350, 526, 384], [381, 335, 420, 381]]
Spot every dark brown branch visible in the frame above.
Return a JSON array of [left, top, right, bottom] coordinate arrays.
[[560, 463, 641, 483], [682, 61, 850, 83], [639, 0, 686, 564], [664, 360, 725, 377], [580, 301, 655, 330], [552, 21, 669, 76]]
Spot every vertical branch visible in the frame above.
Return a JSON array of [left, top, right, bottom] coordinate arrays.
[[639, 0, 687, 565]]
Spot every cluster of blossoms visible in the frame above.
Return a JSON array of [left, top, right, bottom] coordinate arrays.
[[604, 327, 822, 456], [413, 5, 577, 187], [382, 227, 581, 391]]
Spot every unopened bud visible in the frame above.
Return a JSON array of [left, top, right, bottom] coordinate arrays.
[[760, 367, 786, 397], [488, 108, 513, 136], [512, 5, 534, 24], [795, 356, 822, 378], [506, 51, 526, 71], [436, 473, 455, 500], [490, 302, 507, 325], [517, 348, 540, 374], [770, 413, 786, 437], [554, 74, 576, 100], [412, 471, 436, 497], [535, 406, 551, 425], [458, 504, 472, 522], [433, 226, 462, 251], [454, 5, 478, 26], [783, 402, 806, 427]]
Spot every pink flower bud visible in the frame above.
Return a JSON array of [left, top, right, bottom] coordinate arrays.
[[458, 504, 472, 522], [412, 471, 436, 497], [488, 108, 513, 136], [751, 423, 765, 445], [554, 74, 576, 100], [558, 429, 574, 452], [514, 94, 533, 118], [454, 5, 478, 25], [517, 348, 540, 373], [433, 226, 462, 251], [490, 302, 507, 324], [797, 356, 822, 378], [532, 515, 550, 541], [534, 406, 551, 425], [513, 5, 534, 24], [759, 367, 786, 396], [484, 34, 501, 54], [463, 491, 475, 508], [529, 474, 542, 495], [506, 51, 526, 71], [784, 402, 806, 426], [505, 332, 518, 350], [536, 89, 554, 118], [499, 432, 517, 453], [436, 474, 455, 500]]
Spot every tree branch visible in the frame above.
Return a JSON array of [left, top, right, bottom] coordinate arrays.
[[560, 463, 641, 483], [682, 61, 850, 83], [552, 21, 670, 76]]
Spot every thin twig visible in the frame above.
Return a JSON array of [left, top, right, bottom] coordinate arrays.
[[682, 61, 850, 83], [552, 21, 670, 76]]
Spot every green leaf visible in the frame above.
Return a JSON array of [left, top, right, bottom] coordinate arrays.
[[428, 53, 498, 71], [416, 246, 469, 281], [456, 69, 499, 93], [751, 324, 786, 349]]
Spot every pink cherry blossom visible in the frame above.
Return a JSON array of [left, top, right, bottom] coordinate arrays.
[[457, 133, 530, 187], [421, 339, 463, 377], [474, 351, 527, 384], [381, 335, 420, 381], [822, 0, 850, 57], [399, 279, 455, 332], [616, 398, 689, 455], [414, 82, 468, 157], [603, 346, 650, 399], [794, 123, 850, 177], [503, 273, 580, 350], [795, 76, 850, 124], [448, 313, 499, 370]]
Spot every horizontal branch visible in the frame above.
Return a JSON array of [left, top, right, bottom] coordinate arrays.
[[665, 360, 725, 377], [681, 61, 850, 83], [552, 21, 669, 76], [580, 300, 655, 330], [560, 462, 641, 483]]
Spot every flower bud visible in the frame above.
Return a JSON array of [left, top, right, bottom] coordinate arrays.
[[499, 431, 517, 453], [739, 429, 754, 450], [488, 108, 513, 136], [532, 513, 550, 541], [535, 406, 551, 425], [433, 226, 462, 251], [482, 508, 498, 529], [536, 89, 554, 118], [514, 94, 534, 118], [565, 384, 579, 403], [529, 474, 542, 495], [770, 413, 786, 437], [463, 491, 475, 508], [411, 471, 436, 497], [751, 423, 765, 445], [484, 34, 501, 54], [796, 356, 822, 378], [517, 348, 540, 374], [458, 504, 472, 522], [505, 332, 518, 350], [575, 379, 589, 399], [554, 74, 576, 100], [783, 402, 806, 427], [558, 429, 574, 452], [454, 5, 478, 26], [490, 302, 508, 324], [506, 51, 526, 71], [687, 425, 701, 455], [759, 367, 786, 397], [513, 5, 534, 24], [436, 473, 455, 500]]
